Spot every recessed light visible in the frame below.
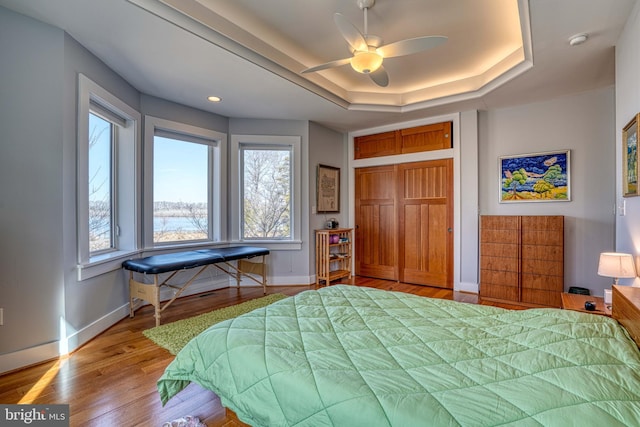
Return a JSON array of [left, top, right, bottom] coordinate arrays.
[[568, 33, 588, 46], [207, 96, 222, 102]]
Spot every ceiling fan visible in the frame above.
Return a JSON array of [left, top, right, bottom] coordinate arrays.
[[301, 0, 447, 87]]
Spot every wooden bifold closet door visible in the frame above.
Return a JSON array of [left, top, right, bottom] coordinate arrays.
[[397, 159, 453, 288], [354, 165, 398, 280], [355, 159, 453, 288]]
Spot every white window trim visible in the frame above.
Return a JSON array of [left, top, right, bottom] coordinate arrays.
[[77, 74, 141, 281], [231, 134, 302, 250], [143, 116, 227, 250]]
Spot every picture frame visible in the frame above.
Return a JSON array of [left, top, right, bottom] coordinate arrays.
[[622, 114, 639, 197], [317, 164, 340, 213], [499, 150, 570, 203]]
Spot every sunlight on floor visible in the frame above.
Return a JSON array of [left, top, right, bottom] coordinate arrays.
[[18, 356, 68, 404], [18, 316, 72, 404]]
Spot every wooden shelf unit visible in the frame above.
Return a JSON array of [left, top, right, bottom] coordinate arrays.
[[315, 228, 353, 285]]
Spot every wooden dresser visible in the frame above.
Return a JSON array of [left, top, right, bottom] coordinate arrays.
[[480, 215, 564, 308]]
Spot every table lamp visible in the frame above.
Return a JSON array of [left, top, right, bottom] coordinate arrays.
[[597, 252, 636, 286]]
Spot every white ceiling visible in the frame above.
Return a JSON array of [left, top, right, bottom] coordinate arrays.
[[0, 0, 635, 132]]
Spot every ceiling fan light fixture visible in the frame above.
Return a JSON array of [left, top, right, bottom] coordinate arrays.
[[350, 50, 383, 74]]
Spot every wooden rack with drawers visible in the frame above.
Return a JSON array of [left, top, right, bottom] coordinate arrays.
[[315, 228, 353, 285]]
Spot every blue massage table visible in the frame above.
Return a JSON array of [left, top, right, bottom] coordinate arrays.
[[122, 246, 269, 326]]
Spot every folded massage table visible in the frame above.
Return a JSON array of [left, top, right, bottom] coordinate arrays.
[[122, 246, 269, 326]]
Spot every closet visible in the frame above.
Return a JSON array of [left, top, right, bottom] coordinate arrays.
[[480, 215, 564, 308], [354, 159, 453, 288]]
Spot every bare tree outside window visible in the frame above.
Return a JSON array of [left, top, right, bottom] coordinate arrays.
[[242, 148, 291, 239], [88, 113, 113, 253]]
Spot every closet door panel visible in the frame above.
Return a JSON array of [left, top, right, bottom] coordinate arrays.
[[398, 159, 452, 288], [399, 122, 452, 154], [355, 166, 397, 280], [401, 204, 448, 282], [354, 131, 397, 160]]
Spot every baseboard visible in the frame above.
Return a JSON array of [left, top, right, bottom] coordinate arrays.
[[265, 275, 313, 286], [457, 281, 479, 293], [63, 303, 132, 355], [0, 341, 59, 375]]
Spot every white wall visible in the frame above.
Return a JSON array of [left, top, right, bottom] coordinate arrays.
[[615, 0, 640, 287], [308, 122, 348, 278], [0, 6, 67, 368], [458, 111, 480, 291], [478, 87, 616, 296]]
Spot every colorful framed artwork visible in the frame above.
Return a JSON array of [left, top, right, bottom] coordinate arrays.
[[317, 164, 340, 213], [622, 114, 639, 197], [499, 150, 570, 203]]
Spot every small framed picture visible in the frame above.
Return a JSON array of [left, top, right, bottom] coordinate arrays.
[[499, 150, 570, 203], [622, 114, 639, 197], [317, 164, 340, 213]]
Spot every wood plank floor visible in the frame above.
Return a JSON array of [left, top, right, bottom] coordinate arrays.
[[0, 277, 507, 426]]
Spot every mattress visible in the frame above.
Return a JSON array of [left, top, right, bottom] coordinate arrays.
[[158, 285, 640, 426]]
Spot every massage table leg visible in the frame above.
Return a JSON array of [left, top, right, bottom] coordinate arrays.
[[214, 255, 267, 295], [129, 266, 208, 326]]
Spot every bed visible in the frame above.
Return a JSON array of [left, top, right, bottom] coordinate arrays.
[[157, 285, 640, 426], [123, 246, 269, 326]]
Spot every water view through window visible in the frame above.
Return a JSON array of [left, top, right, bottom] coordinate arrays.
[[153, 136, 209, 242]]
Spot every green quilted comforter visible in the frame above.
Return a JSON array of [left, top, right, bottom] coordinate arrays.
[[158, 285, 640, 426]]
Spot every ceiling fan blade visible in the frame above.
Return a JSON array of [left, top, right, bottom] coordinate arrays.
[[301, 57, 352, 74], [377, 36, 447, 58], [334, 13, 368, 52], [369, 66, 389, 87]]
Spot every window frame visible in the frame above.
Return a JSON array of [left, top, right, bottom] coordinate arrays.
[[143, 116, 227, 249], [231, 135, 302, 249], [77, 74, 141, 281], [87, 111, 117, 256]]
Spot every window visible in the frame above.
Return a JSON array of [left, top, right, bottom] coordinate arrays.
[[144, 116, 226, 248], [241, 146, 291, 239], [88, 112, 114, 253], [77, 74, 141, 280], [231, 135, 301, 249]]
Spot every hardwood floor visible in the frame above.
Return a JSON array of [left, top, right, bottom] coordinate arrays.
[[0, 277, 496, 426]]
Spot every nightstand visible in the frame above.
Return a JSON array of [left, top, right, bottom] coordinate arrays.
[[561, 293, 611, 317]]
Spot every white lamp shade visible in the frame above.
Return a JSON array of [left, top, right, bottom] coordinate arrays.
[[597, 252, 636, 279], [350, 51, 383, 74]]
